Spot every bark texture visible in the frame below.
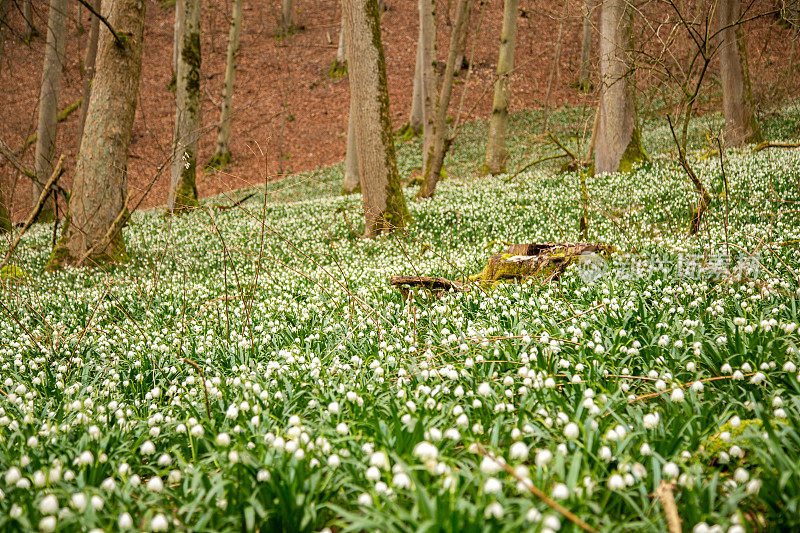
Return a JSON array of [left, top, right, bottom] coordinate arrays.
[[594, 0, 645, 174], [280, 0, 294, 34], [336, 14, 346, 65], [23, 0, 37, 41], [342, 96, 360, 193], [578, 0, 594, 91], [419, 0, 437, 173], [407, 32, 424, 135], [210, 0, 242, 167], [717, 0, 762, 146], [417, 0, 471, 199], [484, 0, 518, 175], [169, 0, 202, 211], [47, 0, 146, 269], [33, 0, 68, 221], [0, 0, 8, 79], [342, 0, 411, 236], [77, 0, 101, 148]]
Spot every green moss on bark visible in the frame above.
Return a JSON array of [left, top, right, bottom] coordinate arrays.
[[617, 127, 648, 173]]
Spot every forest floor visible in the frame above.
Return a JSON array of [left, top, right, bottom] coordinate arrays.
[[1, 0, 798, 220], [1, 103, 800, 531]]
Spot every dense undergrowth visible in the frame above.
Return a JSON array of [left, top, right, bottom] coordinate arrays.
[[1, 105, 800, 532]]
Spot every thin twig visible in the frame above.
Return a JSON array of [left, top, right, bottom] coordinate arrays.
[[75, 0, 124, 46]]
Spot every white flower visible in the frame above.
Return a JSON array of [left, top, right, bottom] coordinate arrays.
[[663, 462, 679, 478], [551, 483, 569, 499], [484, 502, 504, 519], [150, 513, 169, 531], [365, 466, 381, 481], [118, 513, 133, 529], [477, 382, 492, 396], [327, 454, 341, 467], [215, 433, 231, 446], [746, 478, 762, 495], [599, 446, 612, 461], [607, 474, 625, 490], [147, 476, 164, 492], [413, 441, 438, 462], [535, 449, 553, 467], [40, 494, 59, 514], [509, 442, 528, 461], [70, 492, 87, 511], [327, 401, 340, 414], [336, 423, 349, 435], [563, 422, 579, 439], [91, 495, 104, 510], [640, 443, 652, 455], [257, 469, 271, 482], [483, 477, 502, 494], [158, 454, 172, 467], [357, 492, 372, 506], [370, 452, 390, 470], [480, 456, 503, 475], [190, 424, 205, 438], [101, 477, 116, 491], [670, 388, 685, 402], [39, 516, 57, 532], [392, 472, 411, 489], [140, 441, 156, 455], [734, 468, 749, 484]]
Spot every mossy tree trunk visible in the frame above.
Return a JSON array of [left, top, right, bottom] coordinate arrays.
[[33, 0, 67, 222], [342, 0, 411, 236], [452, 0, 472, 72], [172, 0, 185, 87], [210, 0, 242, 167], [342, 96, 360, 193], [336, 10, 347, 66], [717, 0, 762, 147], [47, 0, 146, 269], [577, 0, 594, 91], [484, 0, 518, 175], [416, 0, 471, 199], [169, 0, 202, 212], [419, 0, 437, 174], [594, 0, 645, 174], [77, 0, 101, 148]]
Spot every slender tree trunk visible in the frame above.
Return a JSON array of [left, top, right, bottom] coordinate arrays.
[[33, 0, 67, 221], [417, 0, 470, 199], [336, 13, 346, 65], [47, 0, 146, 269], [717, 0, 762, 146], [77, 0, 101, 148], [0, 0, 8, 79], [171, 0, 185, 89], [484, 0, 517, 175], [577, 0, 594, 91], [419, 0, 437, 174], [169, 0, 202, 211], [342, 97, 360, 193], [23, 0, 37, 41], [593, 0, 645, 174], [211, 0, 242, 167], [407, 30, 424, 135], [453, 0, 473, 72], [342, 0, 411, 236], [280, 0, 294, 34]]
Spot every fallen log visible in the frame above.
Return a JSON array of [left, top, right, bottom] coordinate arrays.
[[390, 242, 616, 297]]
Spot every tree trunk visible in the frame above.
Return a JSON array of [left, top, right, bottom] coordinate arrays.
[[593, 0, 645, 174], [407, 33, 424, 135], [419, 0, 437, 174], [342, 96, 360, 193], [336, 13, 347, 65], [452, 0, 473, 72], [47, 0, 146, 269], [484, 0, 517, 175], [32, 0, 67, 222], [577, 0, 594, 91], [77, 0, 101, 148], [169, 0, 202, 211], [717, 0, 762, 146], [23, 0, 37, 41], [280, 0, 294, 35], [416, 0, 470, 199], [171, 0, 185, 89], [342, 0, 411, 237], [0, 0, 8, 79], [210, 0, 242, 167]]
